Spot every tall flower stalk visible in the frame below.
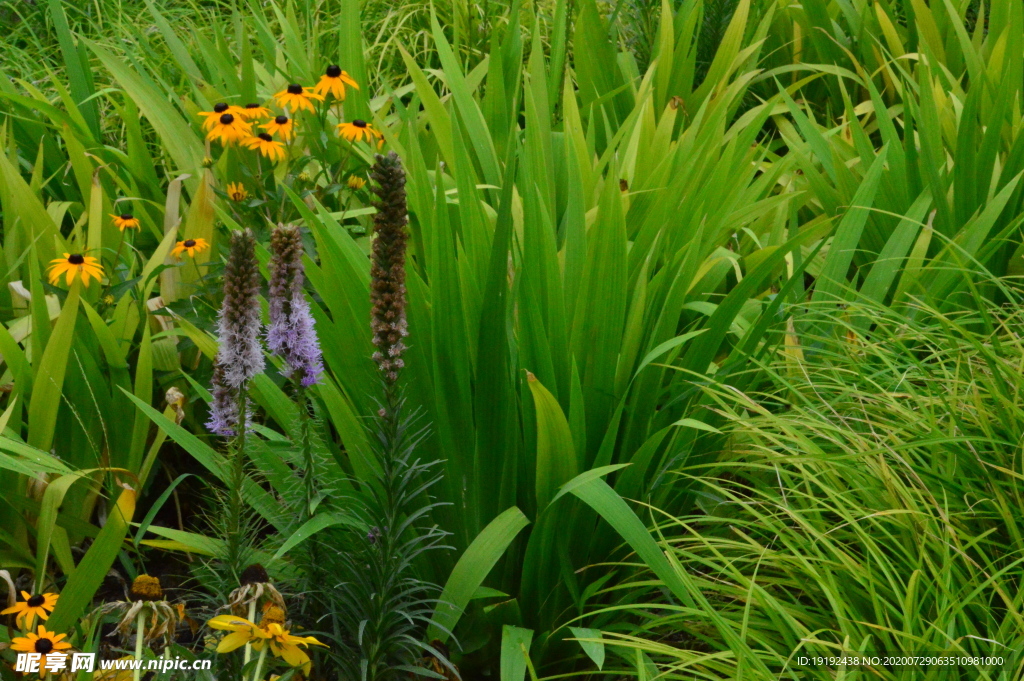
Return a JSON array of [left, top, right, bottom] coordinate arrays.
[[267, 224, 323, 514], [369, 151, 410, 416], [207, 229, 264, 573], [330, 152, 449, 680]]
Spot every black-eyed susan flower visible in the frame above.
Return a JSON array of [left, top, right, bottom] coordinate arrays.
[[243, 133, 287, 163], [110, 213, 140, 231], [171, 238, 211, 259], [261, 115, 295, 141], [346, 175, 366, 190], [208, 608, 326, 673], [273, 84, 323, 113], [11, 626, 72, 655], [226, 182, 248, 202], [207, 614, 270, 652], [2, 591, 59, 629], [313, 65, 358, 100], [47, 253, 103, 288], [206, 112, 252, 145], [338, 119, 383, 145], [199, 103, 245, 131], [239, 103, 272, 120]]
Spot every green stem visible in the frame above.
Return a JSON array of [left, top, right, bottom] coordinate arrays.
[[250, 644, 268, 681], [226, 390, 248, 573], [133, 609, 145, 681], [243, 600, 257, 665], [297, 386, 315, 517]]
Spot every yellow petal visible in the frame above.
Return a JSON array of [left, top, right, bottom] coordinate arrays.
[[216, 630, 254, 653]]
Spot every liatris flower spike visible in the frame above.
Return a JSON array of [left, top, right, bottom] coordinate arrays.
[[206, 230, 264, 435], [369, 152, 410, 386], [267, 225, 323, 387]]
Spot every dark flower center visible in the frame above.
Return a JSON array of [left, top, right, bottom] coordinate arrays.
[[27, 595, 45, 607], [275, 115, 289, 124], [287, 84, 303, 94], [220, 113, 235, 124], [213, 103, 229, 113], [245, 103, 260, 109], [353, 119, 367, 128], [35, 639, 54, 655], [240, 563, 270, 585], [68, 254, 85, 265], [258, 133, 273, 142], [184, 239, 196, 248], [325, 65, 342, 78], [120, 213, 133, 220]]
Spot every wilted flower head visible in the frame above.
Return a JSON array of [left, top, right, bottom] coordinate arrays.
[[228, 563, 285, 616], [267, 226, 323, 387], [369, 152, 410, 386], [97, 574, 180, 646], [206, 230, 263, 435]]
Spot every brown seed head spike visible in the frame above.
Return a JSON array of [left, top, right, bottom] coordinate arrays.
[[369, 152, 410, 387]]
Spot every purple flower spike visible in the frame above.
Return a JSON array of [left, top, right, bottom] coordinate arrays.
[[206, 229, 263, 435], [267, 225, 324, 386]]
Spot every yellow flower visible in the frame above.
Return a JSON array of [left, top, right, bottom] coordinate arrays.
[[110, 213, 140, 231], [346, 175, 366, 190], [198, 103, 245, 131], [171, 238, 211, 259], [208, 612, 327, 673], [261, 115, 295, 141], [2, 591, 59, 629], [313, 65, 358, 100], [239, 103, 273, 120], [274, 84, 323, 113], [226, 182, 248, 202], [243, 133, 287, 163], [206, 112, 252, 145], [262, 622, 326, 672], [47, 253, 103, 288], [10, 625, 72, 655], [207, 614, 271, 654], [337, 119, 383, 145]]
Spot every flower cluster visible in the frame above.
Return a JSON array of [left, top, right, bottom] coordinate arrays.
[[3, 590, 72, 668], [207, 565, 326, 677], [267, 226, 323, 387], [207, 230, 264, 436], [198, 65, 381, 165]]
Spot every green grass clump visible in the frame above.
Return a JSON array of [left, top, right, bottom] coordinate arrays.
[[599, 295, 1024, 680]]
